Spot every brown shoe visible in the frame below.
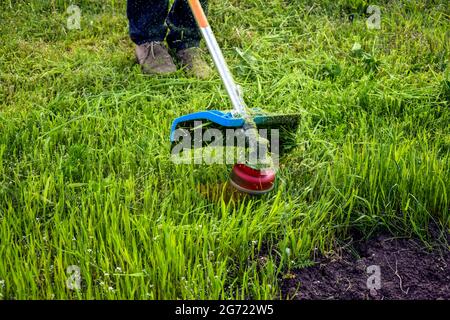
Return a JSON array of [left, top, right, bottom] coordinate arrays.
[[135, 42, 177, 75], [176, 47, 212, 79]]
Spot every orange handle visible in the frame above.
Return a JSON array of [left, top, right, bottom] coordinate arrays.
[[188, 0, 209, 28]]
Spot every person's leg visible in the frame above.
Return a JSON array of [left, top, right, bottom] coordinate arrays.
[[166, 0, 208, 51], [127, 0, 177, 74], [166, 0, 212, 78], [127, 0, 170, 45]]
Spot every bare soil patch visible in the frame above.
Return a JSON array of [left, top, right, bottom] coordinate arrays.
[[282, 233, 450, 300]]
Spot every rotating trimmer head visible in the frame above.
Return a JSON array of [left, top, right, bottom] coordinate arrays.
[[229, 164, 276, 195]]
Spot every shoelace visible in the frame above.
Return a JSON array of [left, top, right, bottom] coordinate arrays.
[[150, 41, 156, 59], [143, 41, 160, 60]]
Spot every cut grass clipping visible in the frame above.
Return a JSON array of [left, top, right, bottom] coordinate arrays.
[[0, 0, 449, 299]]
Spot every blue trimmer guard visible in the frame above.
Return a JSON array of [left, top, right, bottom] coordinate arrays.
[[170, 110, 245, 142]]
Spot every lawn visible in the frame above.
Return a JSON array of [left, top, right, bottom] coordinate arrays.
[[0, 0, 449, 299]]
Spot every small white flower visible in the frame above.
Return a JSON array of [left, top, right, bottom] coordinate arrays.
[[115, 267, 122, 273], [251, 240, 258, 246], [285, 248, 291, 256], [87, 249, 93, 253], [0, 280, 5, 288], [108, 286, 114, 291]]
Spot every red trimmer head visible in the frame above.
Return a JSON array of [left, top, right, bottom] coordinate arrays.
[[229, 164, 276, 195]]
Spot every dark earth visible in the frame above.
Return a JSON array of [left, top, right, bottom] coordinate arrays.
[[282, 232, 449, 300]]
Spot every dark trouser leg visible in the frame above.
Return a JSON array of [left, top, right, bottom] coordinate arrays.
[[166, 0, 208, 51], [127, 0, 170, 45]]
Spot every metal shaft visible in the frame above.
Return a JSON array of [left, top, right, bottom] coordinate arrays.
[[188, 0, 249, 118]]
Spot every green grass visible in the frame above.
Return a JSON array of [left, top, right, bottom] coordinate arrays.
[[0, 0, 449, 299]]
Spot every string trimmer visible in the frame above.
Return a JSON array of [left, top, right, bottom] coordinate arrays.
[[170, 0, 300, 195]]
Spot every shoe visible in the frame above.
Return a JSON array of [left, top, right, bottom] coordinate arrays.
[[176, 47, 212, 79], [135, 42, 177, 75]]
